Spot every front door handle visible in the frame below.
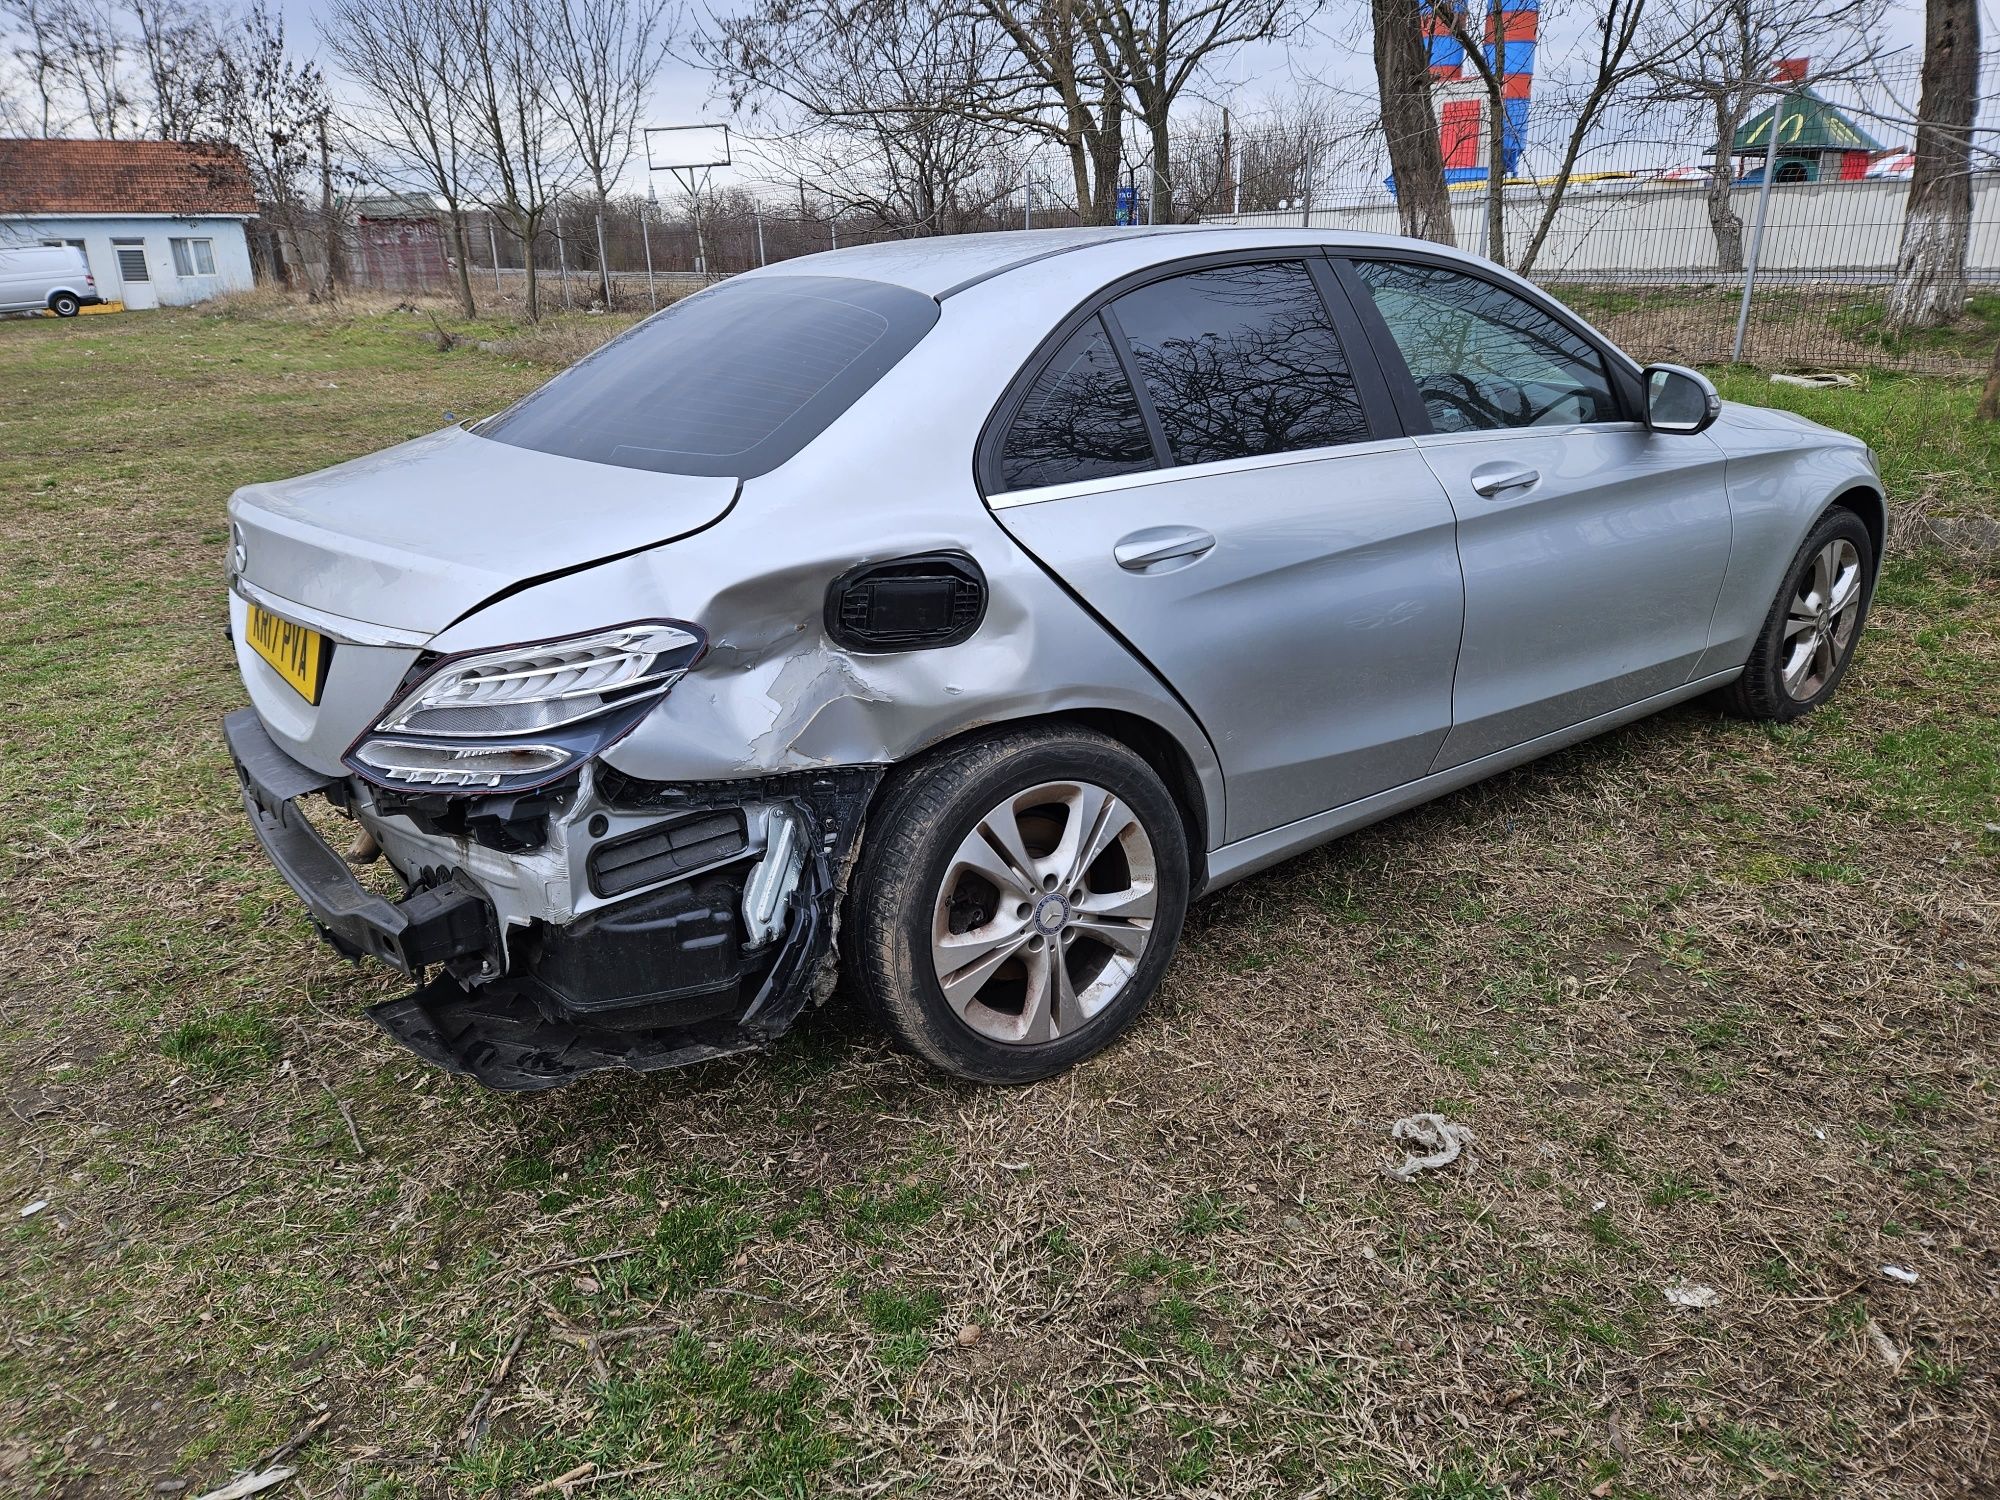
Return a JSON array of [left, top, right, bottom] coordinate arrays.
[[1469, 462, 1541, 498], [1113, 525, 1216, 573]]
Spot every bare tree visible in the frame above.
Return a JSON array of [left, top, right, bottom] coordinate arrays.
[[1427, 0, 1523, 262], [130, 0, 219, 138], [1644, 0, 1884, 273], [460, 0, 579, 319], [1513, 0, 1696, 274], [970, 0, 1127, 223], [198, 2, 332, 286], [1370, 0, 1454, 243], [49, 0, 132, 136], [1883, 0, 1978, 330], [3, 0, 69, 134], [1170, 87, 1372, 218], [323, 0, 483, 316], [1090, 0, 1316, 224], [545, 0, 675, 300], [709, 0, 1030, 235]]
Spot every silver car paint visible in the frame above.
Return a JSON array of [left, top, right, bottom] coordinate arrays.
[[1412, 420, 1733, 768], [994, 438, 1464, 843], [229, 424, 738, 633], [226, 225, 1883, 948]]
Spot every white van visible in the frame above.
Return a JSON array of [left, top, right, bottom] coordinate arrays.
[[0, 243, 102, 317]]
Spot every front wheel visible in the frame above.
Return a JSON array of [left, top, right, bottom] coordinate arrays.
[[844, 725, 1191, 1083], [1720, 507, 1875, 722]]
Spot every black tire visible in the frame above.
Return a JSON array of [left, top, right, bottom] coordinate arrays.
[[1719, 506, 1875, 722], [844, 724, 1191, 1083], [49, 293, 81, 318]]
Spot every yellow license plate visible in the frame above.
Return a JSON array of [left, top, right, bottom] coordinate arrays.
[[245, 603, 329, 704]]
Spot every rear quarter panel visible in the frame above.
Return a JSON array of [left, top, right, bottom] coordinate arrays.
[[427, 288, 1228, 846]]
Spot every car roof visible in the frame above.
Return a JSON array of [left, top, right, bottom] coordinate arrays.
[[737, 225, 1473, 299]]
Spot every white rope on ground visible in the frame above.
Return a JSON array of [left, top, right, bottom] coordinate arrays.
[[1383, 1113, 1476, 1182]]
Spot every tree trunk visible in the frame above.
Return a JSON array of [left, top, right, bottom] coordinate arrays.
[[450, 208, 477, 320], [1148, 112, 1173, 225], [1483, 10, 1506, 264], [1708, 98, 1744, 273], [1371, 0, 1455, 245], [318, 115, 344, 298], [1976, 337, 2000, 421], [1088, 95, 1124, 224], [521, 223, 540, 322], [1885, 0, 1978, 330]]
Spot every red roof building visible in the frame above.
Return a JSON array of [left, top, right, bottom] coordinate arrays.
[[1, 138, 258, 309]]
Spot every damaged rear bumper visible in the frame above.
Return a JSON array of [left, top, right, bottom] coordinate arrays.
[[223, 707, 878, 1091]]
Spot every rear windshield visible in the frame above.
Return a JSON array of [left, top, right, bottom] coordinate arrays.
[[476, 274, 939, 478]]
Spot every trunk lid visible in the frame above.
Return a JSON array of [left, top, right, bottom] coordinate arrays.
[[228, 426, 738, 635]]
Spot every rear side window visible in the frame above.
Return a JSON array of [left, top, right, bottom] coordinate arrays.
[[998, 316, 1155, 491], [1110, 260, 1368, 466], [1353, 260, 1616, 433], [477, 275, 938, 478]]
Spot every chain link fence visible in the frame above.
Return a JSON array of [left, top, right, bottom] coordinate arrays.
[[1200, 55, 2000, 374], [347, 54, 2000, 374]]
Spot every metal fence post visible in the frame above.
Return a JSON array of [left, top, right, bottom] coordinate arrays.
[[641, 215, 657, 309], [556, 227, 571, 311], [594, 211, 611, 309], [488, 221, 502, 297], [754, 209, 766, 266], [1732, 90, 1791, 364], [831, 218, 838, 251]]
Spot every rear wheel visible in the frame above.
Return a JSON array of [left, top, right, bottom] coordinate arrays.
[[49, 293, 80, 318], [844, 725, 1190, 1082], [1720, 507, 1874, 721]]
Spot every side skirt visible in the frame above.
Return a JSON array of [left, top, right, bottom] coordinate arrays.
[[1200, 669, 1743, 893]]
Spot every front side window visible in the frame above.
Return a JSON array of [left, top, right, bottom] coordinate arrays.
[[1110, 260, 1368, 466], [171, 237, 216, 277], [998, 316, 1154, 491], [478, 274, 939, 478], [1354, 260, 1617, 433]]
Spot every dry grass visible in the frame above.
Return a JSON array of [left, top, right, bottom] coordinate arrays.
[[0, 298, 1995, 1500]]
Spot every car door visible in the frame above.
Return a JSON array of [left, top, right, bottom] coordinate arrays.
[[1340, 256, 1733, 771], [984, 255, 1464, 844]]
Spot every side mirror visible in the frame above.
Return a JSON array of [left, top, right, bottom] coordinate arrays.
[[1644, 363, 1721, 435]]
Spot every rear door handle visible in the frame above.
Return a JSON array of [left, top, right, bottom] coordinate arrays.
[[1469, 462, 1540, 498], [1113, 525, 1216, 573]]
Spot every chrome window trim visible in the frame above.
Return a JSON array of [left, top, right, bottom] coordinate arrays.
[[987, 434, 1415, 510], [231, 576, 433, 649], [1410, 420, 1648, 447]]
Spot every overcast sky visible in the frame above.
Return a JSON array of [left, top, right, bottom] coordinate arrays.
[[272, 0, 1965, 198]]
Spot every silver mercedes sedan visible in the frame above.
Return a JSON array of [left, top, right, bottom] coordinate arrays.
[[222, 226, 1883, 1090]]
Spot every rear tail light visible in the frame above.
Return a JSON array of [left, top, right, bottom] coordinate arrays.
[[345, 621, 705, 795]]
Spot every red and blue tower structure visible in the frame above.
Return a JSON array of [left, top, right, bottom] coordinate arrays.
[[1420, 0, 1537, 185]]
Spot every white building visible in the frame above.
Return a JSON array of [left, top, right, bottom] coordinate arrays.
[[0, 138, 257, 309]]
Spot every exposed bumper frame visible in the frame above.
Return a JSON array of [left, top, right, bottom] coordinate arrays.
[[224, 708, 497, 974], [224, 708, 881, 1091]]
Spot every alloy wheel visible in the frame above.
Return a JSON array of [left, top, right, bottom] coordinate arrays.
[[1780, 538, 1863, 701], [930, 780, 1157, 1045]]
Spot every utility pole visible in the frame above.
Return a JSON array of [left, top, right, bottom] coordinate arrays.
[[641, 211, 657, 309], [594, 212, 612, 309], [1732, 89, 1794, 363]]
